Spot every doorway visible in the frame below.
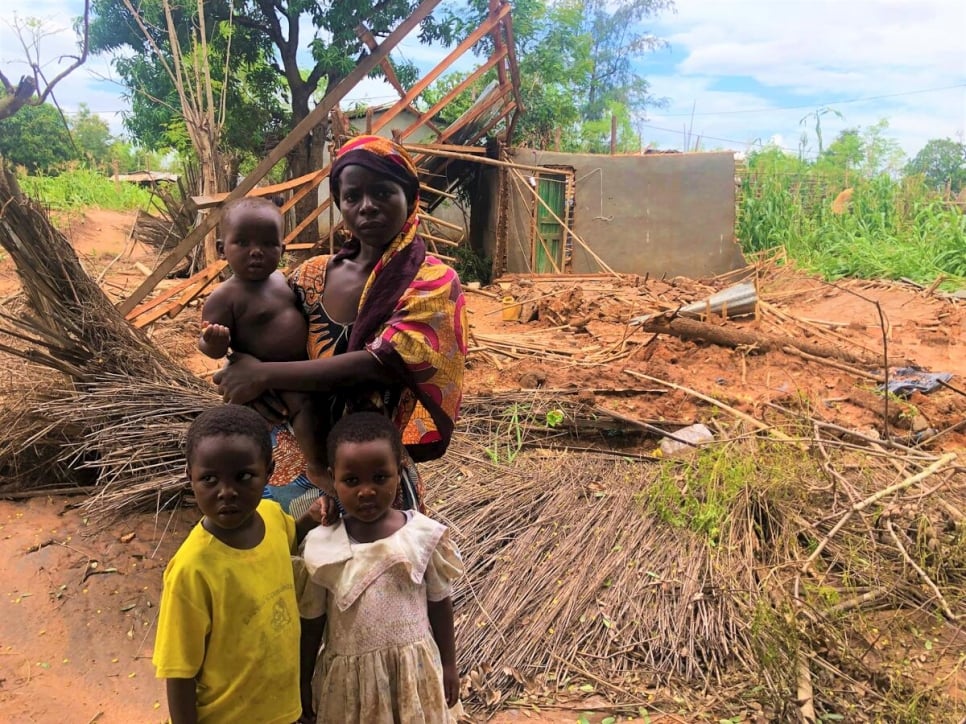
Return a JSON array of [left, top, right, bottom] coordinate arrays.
[[530, 167, 574, 273]]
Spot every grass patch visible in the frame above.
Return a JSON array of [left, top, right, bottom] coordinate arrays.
[[739, 171, 966, 287], [17, 168, 161, 212], [638, 442, 803, 546]]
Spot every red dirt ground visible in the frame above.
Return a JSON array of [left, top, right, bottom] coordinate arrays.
[[1, 209, 964, 722]]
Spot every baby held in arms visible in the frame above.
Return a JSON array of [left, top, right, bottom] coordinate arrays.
[[198, 197, 326, 485]]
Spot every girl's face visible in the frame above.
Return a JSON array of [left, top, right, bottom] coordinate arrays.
[[337, 165, 413, 249], [330, 438, 401, 524]]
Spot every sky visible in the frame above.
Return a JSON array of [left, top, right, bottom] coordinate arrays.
[[2, 0, 964, 161]]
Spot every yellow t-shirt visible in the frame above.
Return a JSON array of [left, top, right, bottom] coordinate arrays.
[[153, 499, 301, 724]]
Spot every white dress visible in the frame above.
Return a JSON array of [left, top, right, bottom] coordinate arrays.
[[297, 512, 464, 724]]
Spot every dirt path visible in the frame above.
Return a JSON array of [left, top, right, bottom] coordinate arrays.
[[0, 498, 193, 723]]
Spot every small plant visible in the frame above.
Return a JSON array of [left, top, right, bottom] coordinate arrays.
[[545, 408, 565, 428], [453, 244, 492, 285], [484, 404, 527, 464]]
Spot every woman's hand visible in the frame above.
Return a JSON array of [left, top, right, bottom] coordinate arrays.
[[212, 353, 272, 406]]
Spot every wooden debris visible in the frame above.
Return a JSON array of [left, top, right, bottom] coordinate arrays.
[[638, 315, 887, 367]]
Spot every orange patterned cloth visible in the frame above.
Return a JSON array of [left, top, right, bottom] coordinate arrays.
[[289, 136, 467, 464]]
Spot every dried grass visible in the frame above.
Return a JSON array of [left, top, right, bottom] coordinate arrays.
[[423, 424, 964, 720]]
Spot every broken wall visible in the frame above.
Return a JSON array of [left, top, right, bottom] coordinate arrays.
[[480, 149, 745, 277]]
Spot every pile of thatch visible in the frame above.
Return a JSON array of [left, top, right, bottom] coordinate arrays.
[[0, 167, 214, 507], [1, 168, 964, 720], [427, 405, 964, 720]]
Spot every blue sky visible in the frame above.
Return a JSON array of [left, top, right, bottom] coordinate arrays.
[[2, 0, 964, 161]]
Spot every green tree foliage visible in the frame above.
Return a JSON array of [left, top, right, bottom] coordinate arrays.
[[90, 1, 429, 179], [69, 104, 114, 169], [89, 0, 286, 174], [0, 102, 76, 173], [905, 138, 966, 193], [423, 0, 671, 152], [815, 128, 862, 178]]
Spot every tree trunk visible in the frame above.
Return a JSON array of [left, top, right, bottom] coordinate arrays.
[[192, 135, 227, 267]]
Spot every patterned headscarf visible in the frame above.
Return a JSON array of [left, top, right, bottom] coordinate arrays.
[[330, 135, 420, 208]]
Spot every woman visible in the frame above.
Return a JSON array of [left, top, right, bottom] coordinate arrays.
[[213, 135, 467, 517]]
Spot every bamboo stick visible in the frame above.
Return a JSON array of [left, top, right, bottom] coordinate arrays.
[[421, 214, 464, 233], [421, 232, 461, 247], [623, 368, 796, 442]]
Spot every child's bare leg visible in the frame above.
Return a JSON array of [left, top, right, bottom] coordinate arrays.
[[282, 392, 333, 496]]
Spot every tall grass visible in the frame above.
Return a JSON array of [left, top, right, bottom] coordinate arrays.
[[738, 171, 966, 284], [17, 168, 161, 212]]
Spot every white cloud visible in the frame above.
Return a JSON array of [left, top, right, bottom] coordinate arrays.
[[646, 0, 966, 156]]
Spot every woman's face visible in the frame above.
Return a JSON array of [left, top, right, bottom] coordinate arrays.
[[337, 165, 413, 249]]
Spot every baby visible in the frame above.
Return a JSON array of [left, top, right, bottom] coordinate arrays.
[[199, 197, 325, 483]]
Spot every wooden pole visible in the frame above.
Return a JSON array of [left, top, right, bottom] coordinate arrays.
[[370, 3, 511, 137], [117, 0, 443, 316], [401, 144, 569, 176], [610, 114, 617, 154]]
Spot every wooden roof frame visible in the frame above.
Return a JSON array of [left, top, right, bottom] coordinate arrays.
[[119, 0, 521, 317]]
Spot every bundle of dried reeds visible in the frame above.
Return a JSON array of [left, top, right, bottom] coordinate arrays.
[[0, 167, 208, 499], [423, 428, 963, 719]]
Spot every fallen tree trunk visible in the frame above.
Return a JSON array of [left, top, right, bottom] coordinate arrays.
[[640, 316, 887, 367]]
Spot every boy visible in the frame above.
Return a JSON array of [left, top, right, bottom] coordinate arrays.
[[153, 405, 313, 723], [199, 196, 326, 485]]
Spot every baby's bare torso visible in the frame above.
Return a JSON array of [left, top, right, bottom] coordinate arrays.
[[223, 271, 308, 362]]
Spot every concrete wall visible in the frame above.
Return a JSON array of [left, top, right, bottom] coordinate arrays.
[[484, 148, 745, 278]]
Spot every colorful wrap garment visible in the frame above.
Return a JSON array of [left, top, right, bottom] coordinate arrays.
[[266, 136, 467, 514], [291, 224, 467, 461]]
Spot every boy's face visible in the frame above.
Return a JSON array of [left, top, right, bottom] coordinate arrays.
[[217, 205, 284, 282], [187, 433, 273, 534], [330, 438, 401, 524]]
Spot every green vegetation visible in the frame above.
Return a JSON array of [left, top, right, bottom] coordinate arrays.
[[0, 103, 76, 173], [739, 126, 966, 286], [18, 168, 160, 211], [904, 138, 966, 194], [639, 443, 797, 546], [453, 244, 493, 285]]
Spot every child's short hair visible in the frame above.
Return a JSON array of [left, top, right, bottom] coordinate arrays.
[[185, 404, 272, 466], [327, 412, 404, 467], [219, 196, 283, 237]]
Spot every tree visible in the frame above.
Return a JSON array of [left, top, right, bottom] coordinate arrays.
[[70, 104, 114, 169], [859, 119, 904, 178], [423, 0, 672, 151], [0, 102, 76, 172], [90, 0, 432, 239], [905, 138, 966, 193], [0, 2, 91, 121]]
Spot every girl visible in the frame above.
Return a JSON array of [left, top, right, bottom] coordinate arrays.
[[297, 411, 463, 723]]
